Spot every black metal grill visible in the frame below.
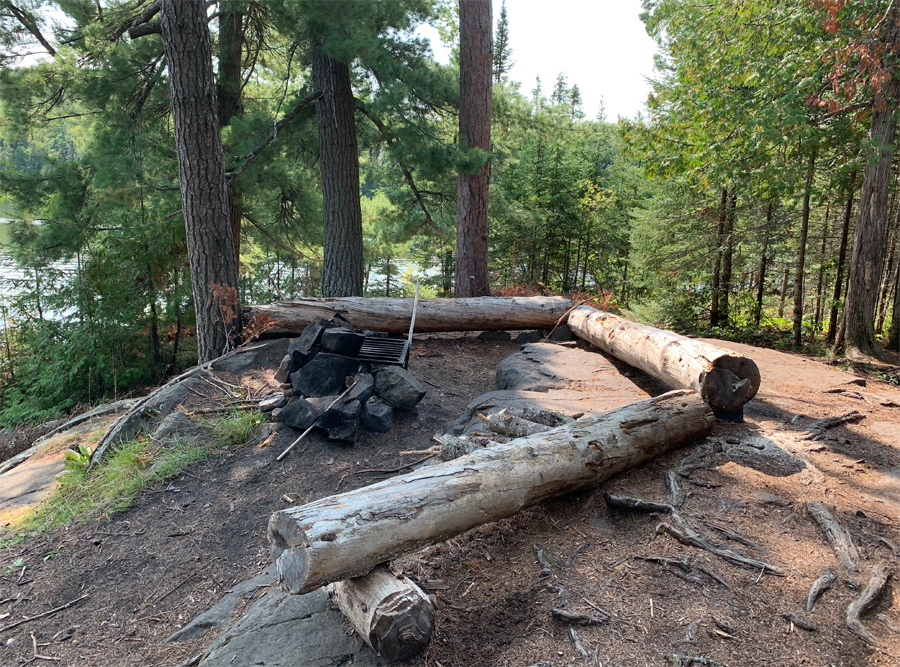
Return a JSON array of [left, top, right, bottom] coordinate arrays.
[[358, 337, 410, 368]]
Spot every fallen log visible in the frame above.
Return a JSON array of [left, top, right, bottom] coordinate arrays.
[[329, 565, 435, 661], [268, 390, 714, 595], [243, 296, 572, 336], [567, 306, 761, 413]]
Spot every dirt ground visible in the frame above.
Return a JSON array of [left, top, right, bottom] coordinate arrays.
[[1, 333, 899, 667]]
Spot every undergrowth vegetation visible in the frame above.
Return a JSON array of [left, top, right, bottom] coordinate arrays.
[[2, 410, 262, 542]]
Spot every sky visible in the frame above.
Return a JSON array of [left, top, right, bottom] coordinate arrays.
[[419, 0, 661, 121]]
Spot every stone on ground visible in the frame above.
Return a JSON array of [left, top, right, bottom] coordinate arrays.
[[291, 353, 360, 398], [361, 397, 393, 432], [374, 366, 427, 410], [317, 399, 361, 444], [282, 398, 323, 431]]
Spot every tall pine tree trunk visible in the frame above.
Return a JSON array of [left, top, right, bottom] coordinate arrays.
[[793, 150, 816, 347], [755, 202, 773, 326], [813, 204, 831, 337], [889, 258, 900, 351], [835, 1, 900, 358], [710, 187, 727, 327], [218, 0, 245, 269], [778, 266, 789, 318], [160, 0, 239, 363], [876, 226, 898, 334], [455, 0, 492, 298], [828, 172, 856, 344], [720, 191, 736, 326], [313, 47, 364, 297]]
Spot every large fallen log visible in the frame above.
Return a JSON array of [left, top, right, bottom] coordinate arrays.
[[568, 306, 761, 413], [329, 565, 435, 661], [243, 296, 572, 336], [268, 390, 714, 595]]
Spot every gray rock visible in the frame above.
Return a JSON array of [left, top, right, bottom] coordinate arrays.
[[478, 330, 512, 341], [292, 353, 361, 398], [282, 398, 323, 430], [259, 393, 287, 413], [273, 355, 293, 384], [374, 366, 426, 410], [361, 398, 393, 432], [211, 338, 291, 375], [341, 373, 375, 407], [320, 329, 366, 356], [166, 565, 278, 643], [291, 319, 333, 360], [547, 323, 574, 342], [150, 412, 210, 447], [515, 330, 545, 344], [270, 407, 284, 422], [317, 400, 361, 444], [199, 587, 385, 667], [307, 395, 339, 412]]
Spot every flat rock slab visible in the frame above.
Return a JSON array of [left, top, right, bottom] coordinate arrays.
[[496, 342, 651, 394], [199, 586, 385, 667]]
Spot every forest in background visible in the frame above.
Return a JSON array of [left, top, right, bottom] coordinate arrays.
[[0, 0, 898, 427]]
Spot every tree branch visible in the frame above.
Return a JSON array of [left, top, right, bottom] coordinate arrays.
[[3, 0, 57, 56], [226, 90, 322, 181], [354, 98, 443, 233]]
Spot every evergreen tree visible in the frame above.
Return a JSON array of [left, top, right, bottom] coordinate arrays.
[[492, 0, 513, 83]]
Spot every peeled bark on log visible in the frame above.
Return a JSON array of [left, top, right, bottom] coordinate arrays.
[[243, 296, 572, 336], [269, 390, 714, 594], [568, 306, 761, 413], [329, 565, 435, 661]]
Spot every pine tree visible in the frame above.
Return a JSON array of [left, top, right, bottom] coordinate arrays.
[[492, 0, 513, 83]]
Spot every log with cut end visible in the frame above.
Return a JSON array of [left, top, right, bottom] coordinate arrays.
[[567, 306, 761, 413], [329, 565, 435, 661], [268, 390, 714, 595], [243, 295, 572, 336]]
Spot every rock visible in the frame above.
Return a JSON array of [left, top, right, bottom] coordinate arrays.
[[291, 319, 333, 361], [273, 355, 293, 384], [478, 330, 511, 341], [291, 353, 360, 398], [341, 373, 375, 407], [211, 338, 291, 375], [166, 565, 278, 643], [150, 412, 210, 447], [361, 398, 393, 432], [270, 407, 284, 422], [515, 330, 545, 344], [307, 395, 339, 412], [374, 366, 427, 410], [198, 587, 384, 667], [320, 329, 366, 357], [316, 400, 361, 444], [547, 323, 574, 342], [259, 394, 287, 413], [282, 398, 323, 430], [363, 330, 389, 338]]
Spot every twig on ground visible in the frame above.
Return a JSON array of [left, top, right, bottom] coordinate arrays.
[[782, 611, 817, 632], [0, 595, 89, 633], [335, 455, 435, 490], [30, 633, 59, 662], [275, 380, 359, 462]]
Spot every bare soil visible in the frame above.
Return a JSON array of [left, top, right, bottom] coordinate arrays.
[[1, 334, 899, 667]]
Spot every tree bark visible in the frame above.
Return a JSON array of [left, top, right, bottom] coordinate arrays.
[[269, 390, 714, 594], [313, 47, 364, 297], [329, 565, 435, 661], [777, 266, 790, 318], [217, 0, 245, 269], [160, 0, 240, 363], [828, 172, 856, 344], [568, 305, 760, 412], [836, 1, 900, 358], [721, 190, 736, 326], [875, 223, 898, 334], [888, 257, 900, 350], [755, 202, 773, 326], [242, 295, 572, 336], [455, 0, 492, 298], [813, 204, 831, 337], [793, 150, 816, 347], [710, 188, 727, 327]]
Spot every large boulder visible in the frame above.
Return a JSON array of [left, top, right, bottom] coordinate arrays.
[[281, 398, 322, 430], [320, 329, 366, 357], [291, 354, 360, 398], [374, 367, 426, 411]]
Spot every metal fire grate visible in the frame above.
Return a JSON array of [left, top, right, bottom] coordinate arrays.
[[357, 280, 420, 369]]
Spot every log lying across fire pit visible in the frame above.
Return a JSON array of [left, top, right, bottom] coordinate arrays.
[[243, 295, 573, 336], [268, 390, 714, 595], [568, 306, 761, 414]]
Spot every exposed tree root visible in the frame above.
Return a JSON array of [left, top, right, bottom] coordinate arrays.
[[806, 568, 836, 612], [846, 564, 892, 646], [805, 501, 859, 572]]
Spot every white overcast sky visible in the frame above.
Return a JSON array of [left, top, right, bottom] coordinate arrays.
[[419, 0, 659, 120]]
